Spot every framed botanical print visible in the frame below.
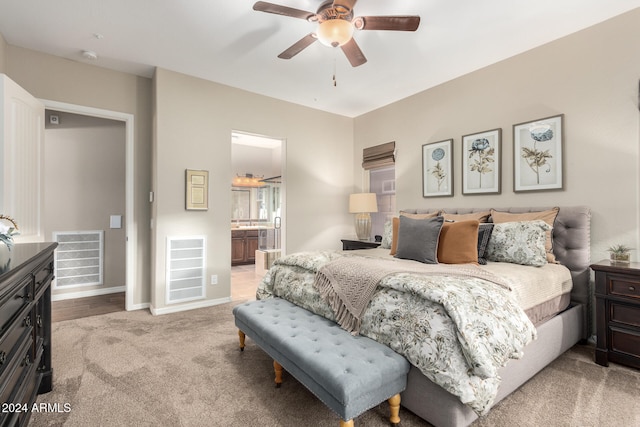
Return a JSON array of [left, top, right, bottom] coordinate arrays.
[[422, 139, 453, 197], [513, 114, 564, 192], [461, 128, 501, 195]]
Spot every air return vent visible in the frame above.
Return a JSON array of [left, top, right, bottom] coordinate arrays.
[[53, 230, 104, 289], [166, 236, 206, 304]]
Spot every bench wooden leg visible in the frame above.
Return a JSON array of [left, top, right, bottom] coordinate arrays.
[[238, 330, 246, 351], [388, 393, 401, 426], [339, 420, 354, 427], [273, 360, 283, 388]]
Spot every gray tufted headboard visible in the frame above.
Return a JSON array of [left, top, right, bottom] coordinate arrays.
[[400, 206, 592, 307]]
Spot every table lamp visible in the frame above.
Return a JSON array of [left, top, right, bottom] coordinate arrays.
[[349, 193, 378, 241]]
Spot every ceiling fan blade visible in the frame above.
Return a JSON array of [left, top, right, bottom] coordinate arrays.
[[253, 1, 315, 20], [332, 0, 358, 13], [354, 16, 420, 31], [277, 33, 318, 59], [340, 38, 367, 67]]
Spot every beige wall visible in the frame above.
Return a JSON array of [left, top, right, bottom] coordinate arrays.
[[152, 68, 354, 312], [354, 8, 640, 263], [6, 45, 152, 306], [44, 111, 126, 295]]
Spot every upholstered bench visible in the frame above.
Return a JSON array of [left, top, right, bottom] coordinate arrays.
[[233, 298, 410, 427]]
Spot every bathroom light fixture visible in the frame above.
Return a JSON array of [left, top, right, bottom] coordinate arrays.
[[349, 193, 378, 241], [233, 173, 265, 187]]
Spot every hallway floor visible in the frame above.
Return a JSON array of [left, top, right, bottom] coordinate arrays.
[[52, 265, 263, 322], [231, 264, 262, 301]]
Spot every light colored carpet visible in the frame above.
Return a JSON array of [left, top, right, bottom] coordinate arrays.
[[30, 301, 639, 427]]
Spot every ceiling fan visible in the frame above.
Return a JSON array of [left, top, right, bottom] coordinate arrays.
[[253, 0, 420, 67]]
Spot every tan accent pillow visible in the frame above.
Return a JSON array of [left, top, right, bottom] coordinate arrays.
[[489, 208, 560, 263], [390, 217, 400, 256], [441, 211, 490, 223], [437, 220, 480, 264], [399, 211, 439, 219]]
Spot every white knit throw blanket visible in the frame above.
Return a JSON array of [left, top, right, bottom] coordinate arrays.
[[313, 256, 513, 335]]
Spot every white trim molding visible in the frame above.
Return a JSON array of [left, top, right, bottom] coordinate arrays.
[[39, 99, 138, 311], [51, 285, 126, 302], [150, 297, 232, 316]]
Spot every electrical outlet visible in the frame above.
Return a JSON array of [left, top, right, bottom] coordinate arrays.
[[210, 275, 218, 285]]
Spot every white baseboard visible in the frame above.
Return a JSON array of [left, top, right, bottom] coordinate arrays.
[[149, 297, 232, 316], [51, 286, 126, 302], [127, 302, 151, 311]]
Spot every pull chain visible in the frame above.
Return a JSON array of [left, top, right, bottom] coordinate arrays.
[[332, 51, 337, 87]]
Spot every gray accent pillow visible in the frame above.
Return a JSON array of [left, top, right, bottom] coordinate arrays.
[[394, 215, 444, 264], [477, 223, 494, 265], [380, 220, 392, 249]]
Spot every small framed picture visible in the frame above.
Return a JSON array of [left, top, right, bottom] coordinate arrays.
[[462, 128, 501, 195], [513, 114, 563, 192], [186, 169, 209, 210], [422, 139, 453, 197]]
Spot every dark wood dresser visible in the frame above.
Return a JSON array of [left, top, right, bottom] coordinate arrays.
[[0, 242, 57, 426], [591, 260, 640, 369]]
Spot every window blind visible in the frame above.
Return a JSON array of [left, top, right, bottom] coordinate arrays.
[[362, 141, 395, 170]]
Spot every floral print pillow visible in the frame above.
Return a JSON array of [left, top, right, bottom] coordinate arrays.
[[485, 220, 550, 266], [380, 220, 393, 249]]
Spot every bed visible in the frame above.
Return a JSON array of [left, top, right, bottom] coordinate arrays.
[[256, 206, 591, 427]]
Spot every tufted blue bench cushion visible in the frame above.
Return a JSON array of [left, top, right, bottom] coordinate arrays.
[[233, 298, 410, 424]]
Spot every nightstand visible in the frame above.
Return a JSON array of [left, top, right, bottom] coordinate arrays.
[[341, 239, 381, 251], [591, 260, 640, 369]]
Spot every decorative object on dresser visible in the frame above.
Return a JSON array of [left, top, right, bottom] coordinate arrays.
[[422, 139, 453, 198], [348, 193, 378, 241], [461, 128, 501, 195], [513, 114, 564, 192], [0, 215, 20, 249], [592, 260, 640, 369], [0, 242, 57, 427], [341, 239, 381, 251], [606, 244, 633, 265]]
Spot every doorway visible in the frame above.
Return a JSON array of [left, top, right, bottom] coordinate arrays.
[[230, 131, 285, 300], [40, 99, 136, 311]]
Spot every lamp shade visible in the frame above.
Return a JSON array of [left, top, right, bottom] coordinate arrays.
[[317, 19, 354, 47], [349, 193, 378, 213]]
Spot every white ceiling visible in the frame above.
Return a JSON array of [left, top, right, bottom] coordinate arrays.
[[232, 131, 282, 149], [1, 1, 639, 118]]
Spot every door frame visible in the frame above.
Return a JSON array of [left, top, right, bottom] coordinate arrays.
[[40, 99, 137, 311], [230, 131, 286, 256]]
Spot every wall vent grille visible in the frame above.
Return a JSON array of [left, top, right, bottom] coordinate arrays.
[[53, 230, 104, 289], [166, 236, 206, 304]]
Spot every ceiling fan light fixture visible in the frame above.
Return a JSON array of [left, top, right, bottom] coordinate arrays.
[[317, 18, 354, 47]]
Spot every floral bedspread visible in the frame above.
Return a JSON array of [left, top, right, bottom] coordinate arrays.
[[256, 251, 537, 415]]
